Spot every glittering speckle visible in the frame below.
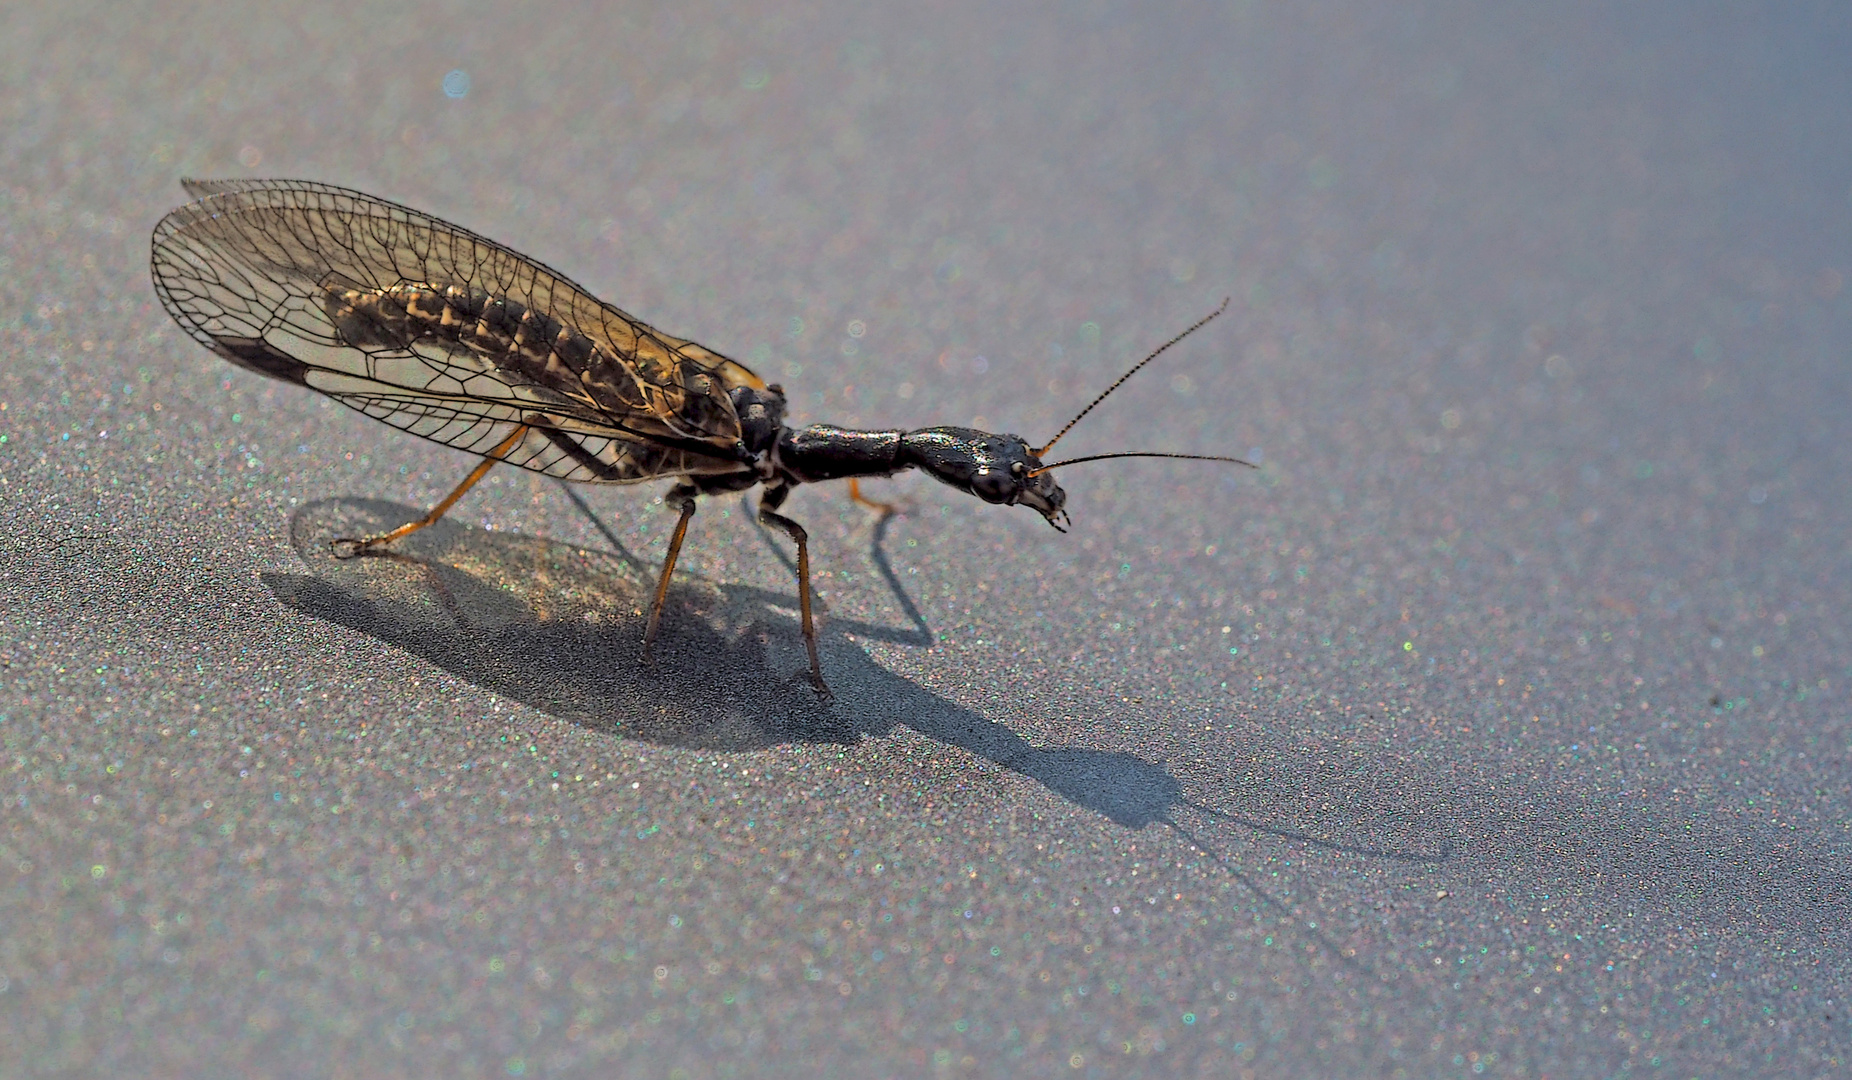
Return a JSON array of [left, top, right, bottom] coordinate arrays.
[[5, 4, 1848, 1077]]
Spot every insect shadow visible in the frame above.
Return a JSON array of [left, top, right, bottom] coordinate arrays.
[[261, 498, 1180, 828], [258, 499, 1450, 976]]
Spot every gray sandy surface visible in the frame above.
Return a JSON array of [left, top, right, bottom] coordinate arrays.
[[3, 2, 1850, 1077]]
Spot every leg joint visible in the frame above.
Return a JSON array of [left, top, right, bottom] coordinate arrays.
[[759, 507, 807, 543]]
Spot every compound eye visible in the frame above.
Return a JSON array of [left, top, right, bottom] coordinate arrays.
[[971, 469, 1012, 503]]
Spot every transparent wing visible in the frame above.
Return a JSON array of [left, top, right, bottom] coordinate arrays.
[[150, 178, 767, 483]]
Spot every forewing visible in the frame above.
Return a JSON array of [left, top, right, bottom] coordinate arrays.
[[151, 178, 761, 483]]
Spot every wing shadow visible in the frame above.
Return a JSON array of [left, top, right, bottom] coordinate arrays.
[[259, 497, 1468, 980], [264, 499, 1180, 827]]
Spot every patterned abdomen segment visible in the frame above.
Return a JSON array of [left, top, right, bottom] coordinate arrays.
[[327, 284, 601, 388], [324, 282, 738, 458]]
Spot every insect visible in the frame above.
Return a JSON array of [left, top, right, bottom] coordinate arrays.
[[151, 179, 1253, 699]]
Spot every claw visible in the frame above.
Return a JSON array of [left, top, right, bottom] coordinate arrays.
[[329, 536, 370, 559], [808, 673, 835, 705]]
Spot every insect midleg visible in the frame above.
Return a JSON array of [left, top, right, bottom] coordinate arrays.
[[330, 425, 530, 558], [845, 479, 899, 517], [757, 487, 830, 701], [641, 484, 699, 663]]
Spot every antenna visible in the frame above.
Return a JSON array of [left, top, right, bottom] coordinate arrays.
[[1034, 297, 1231, 458], [1028, 451, 1256, 478]]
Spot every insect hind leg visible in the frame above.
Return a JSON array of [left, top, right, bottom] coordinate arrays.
[[758, 486, 831, 702], [331, 425, 529, 557], [641, 483, 699, 664]]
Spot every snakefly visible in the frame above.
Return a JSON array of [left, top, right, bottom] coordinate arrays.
[[151, 179, 1253, 699]]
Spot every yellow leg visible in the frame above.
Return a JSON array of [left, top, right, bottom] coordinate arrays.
[[847, 478, 898, 517], [759, 505, 830, 701], [330, 426, 529, 557], [641, 488, 698, 663]]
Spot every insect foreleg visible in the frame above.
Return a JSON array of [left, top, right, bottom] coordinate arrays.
[[641, 483, 699, 664], [845, 478, 899, 518], [758, 485, 831, 701], [331, 425, 530, 557]]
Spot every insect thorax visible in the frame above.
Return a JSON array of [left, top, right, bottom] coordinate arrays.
[[730, 383, 788, 479]]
